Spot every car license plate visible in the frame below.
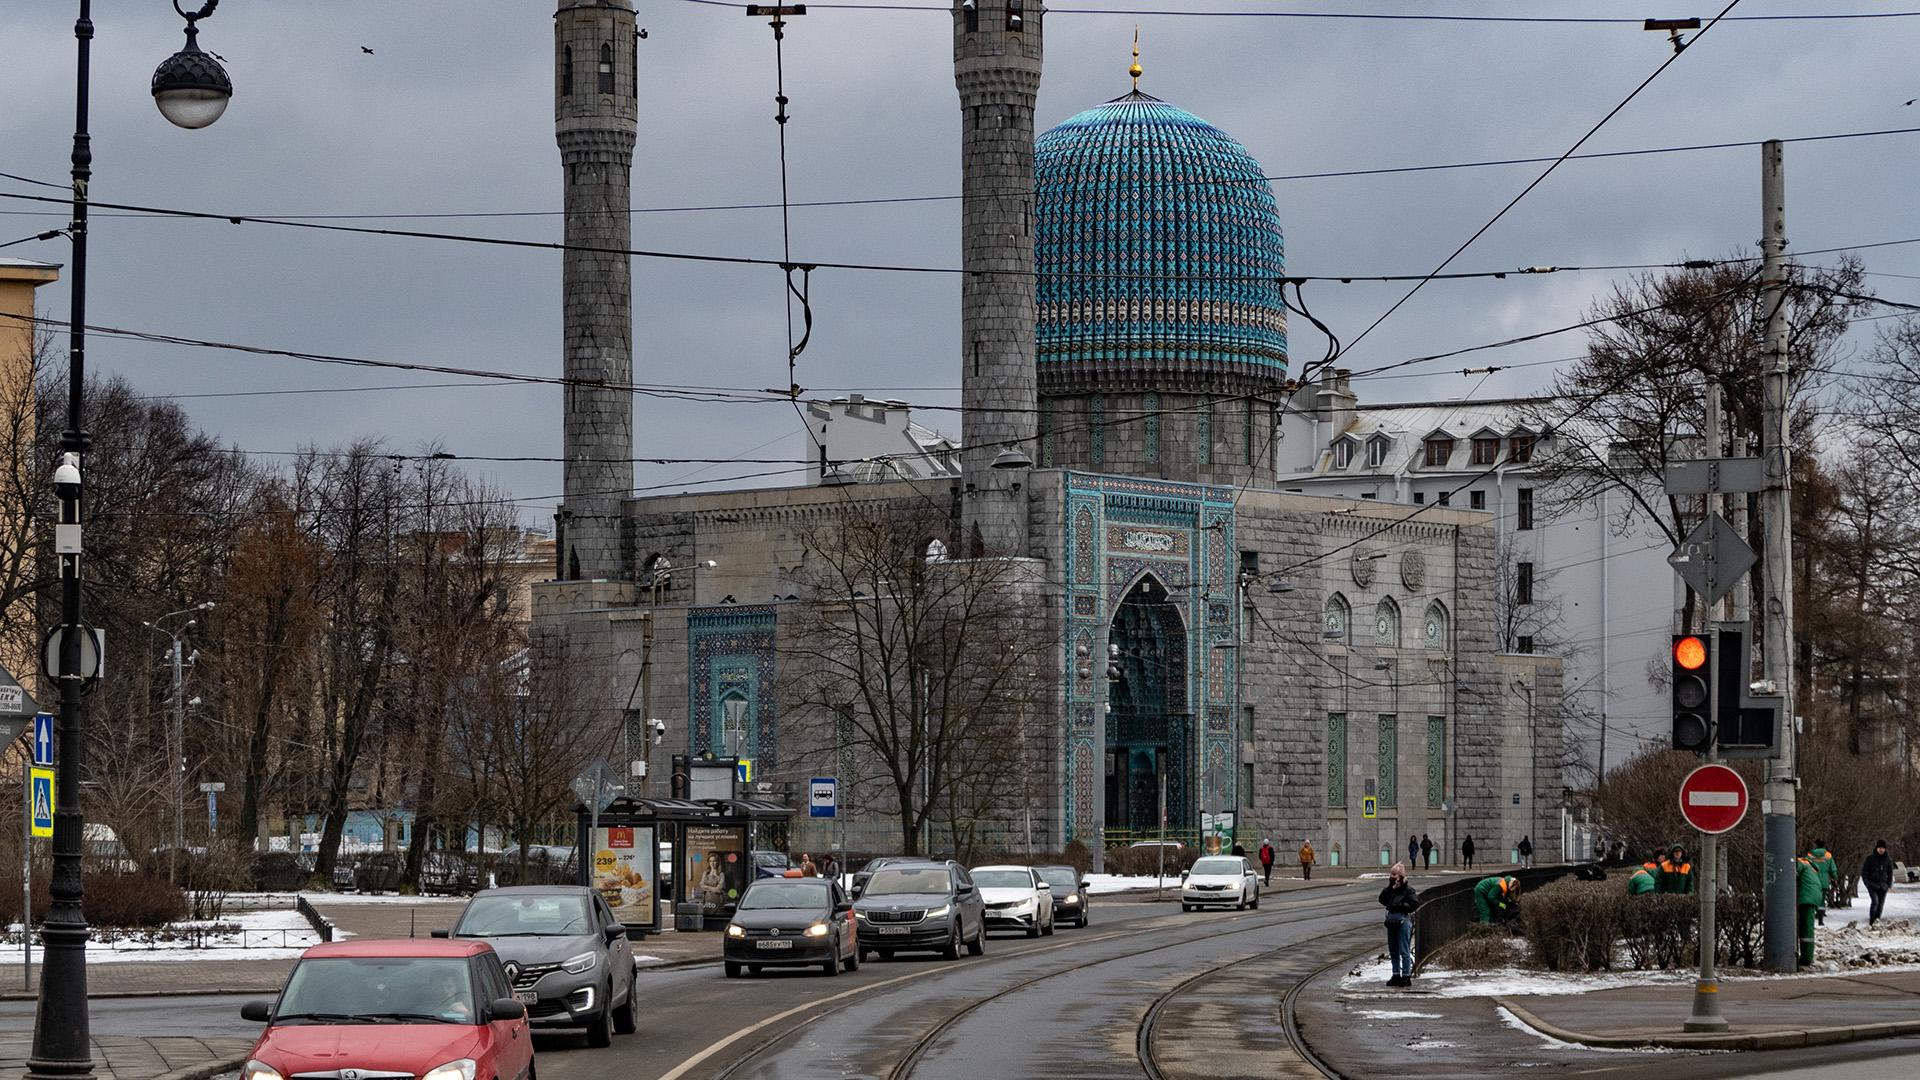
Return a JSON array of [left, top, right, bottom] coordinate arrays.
[[515, 991, 538, 1005], [876, 925, 910, 935], [756, 939, 794, 950]]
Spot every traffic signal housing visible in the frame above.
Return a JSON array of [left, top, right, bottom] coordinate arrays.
[[1714, 628, 1779, 752], [1672, 634, 1713, 752]]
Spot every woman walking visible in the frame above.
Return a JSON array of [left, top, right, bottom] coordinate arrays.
[[1379, 862, 1420, 987]]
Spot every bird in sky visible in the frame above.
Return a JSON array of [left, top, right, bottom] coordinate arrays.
[[361, 46, 374, 55]]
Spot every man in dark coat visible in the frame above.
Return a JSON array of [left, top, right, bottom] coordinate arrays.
[[1863, 840, 1895, 926], [1409, 835, 1421, 868], [1518, 835, 1534, 869], [1420, 833, 1434, 869], [1379, 863, 1420, 987], [1461, 835, 1476, 869]]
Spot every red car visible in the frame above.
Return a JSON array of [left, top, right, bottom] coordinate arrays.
[[239, 938, 534, 1080]]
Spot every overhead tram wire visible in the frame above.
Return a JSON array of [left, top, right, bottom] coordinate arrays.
[[7, 126, 1920, 223], [1332, 0, 1747, 365], [675, 1, 1920, 25]]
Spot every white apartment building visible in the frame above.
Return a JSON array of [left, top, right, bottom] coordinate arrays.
[[1275, 370, 1678, 781]]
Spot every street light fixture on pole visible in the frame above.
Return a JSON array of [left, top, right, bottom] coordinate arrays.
[[144, 602, 213, 879], [28, 5, 231, 1077]]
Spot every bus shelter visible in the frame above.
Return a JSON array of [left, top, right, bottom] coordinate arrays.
[[576, 796, 792, 934]]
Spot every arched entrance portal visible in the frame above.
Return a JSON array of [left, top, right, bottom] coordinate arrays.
[[1107, 575, 1189, 838]]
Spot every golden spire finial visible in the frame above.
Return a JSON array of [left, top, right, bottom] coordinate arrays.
[[1129, 25, 1142, 91]]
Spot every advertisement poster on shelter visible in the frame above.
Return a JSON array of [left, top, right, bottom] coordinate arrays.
[[684, 825, 746, 917], [592, 824, 655, 926]]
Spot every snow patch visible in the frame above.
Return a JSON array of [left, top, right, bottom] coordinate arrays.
[[1407, 1038, 1457, 1049], [1356, 1009, 1442, 1020], [1083, 874, 1171, 895], [81, 907, 320, 962]]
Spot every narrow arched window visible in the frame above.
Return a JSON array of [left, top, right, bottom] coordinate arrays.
[[1423, 601, 1449, 650], [562, 46, 573, 98], [1374, 597, 1401, 648], [1323, 593, 1351, 645], [599, 43, 615, 95]]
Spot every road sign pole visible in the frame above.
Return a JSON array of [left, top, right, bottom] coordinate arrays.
[[21, 760, 30, 990], [1685, 748, 1727, 1032]]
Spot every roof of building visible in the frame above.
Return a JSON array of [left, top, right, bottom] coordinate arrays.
[[1033, 90, 1287, 394], [1333, 397, 1552, 443]]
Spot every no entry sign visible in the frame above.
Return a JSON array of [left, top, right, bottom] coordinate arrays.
[[1678, 763, 1749, 834]]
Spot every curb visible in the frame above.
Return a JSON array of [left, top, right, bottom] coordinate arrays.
[[0, 987, 282, 1002], [154, 1058, 247, 1080], [1496, 998, 1920, 1052]]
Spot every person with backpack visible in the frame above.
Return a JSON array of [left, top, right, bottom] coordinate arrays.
[[1258, 838, 1276, 885], [1379, 863, 1421, 987]]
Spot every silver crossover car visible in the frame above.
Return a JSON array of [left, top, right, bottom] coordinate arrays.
[[439, 885, 637, 1047]]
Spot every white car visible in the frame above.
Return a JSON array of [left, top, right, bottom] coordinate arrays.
[[1180, 855, 1261, 911], [971, 865, 1055, 938]]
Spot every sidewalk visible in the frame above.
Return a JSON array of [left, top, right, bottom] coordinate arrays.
[[0, 1033, 251, 1080], [1499, 968, 1920, 1051]]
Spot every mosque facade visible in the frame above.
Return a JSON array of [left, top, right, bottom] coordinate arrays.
[[533, 1, 1566, 866]]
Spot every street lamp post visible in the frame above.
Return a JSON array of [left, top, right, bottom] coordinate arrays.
[[28, 5, 230, 1076], [145, 603, 214, 880]]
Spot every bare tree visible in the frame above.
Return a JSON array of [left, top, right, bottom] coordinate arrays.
[[780, 502, 1053, 856], [486, 628, 616, 880]]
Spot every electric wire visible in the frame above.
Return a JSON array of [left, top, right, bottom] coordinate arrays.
[[675, 0, 1920, 25]]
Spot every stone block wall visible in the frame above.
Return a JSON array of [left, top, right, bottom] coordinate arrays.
[[1040, 390, 1280, 488]]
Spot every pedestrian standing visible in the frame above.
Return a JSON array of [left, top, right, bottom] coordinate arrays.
[[1379, 862, 1420, 988], [1809, 839, 1838, 924], [1863, 840, 1894, 926], [1658, 845, 1694, 895], [1796, 847, 1822, 966], [1409, 835, 1421, 869], [1461, 834, 1475, 870], [1299, 838, 1316, 881], [1518, 835, 1534, 869], [799, 853, 818, 877], [1258, 838, 1276, 885], [1420, 833, 1434, 870]]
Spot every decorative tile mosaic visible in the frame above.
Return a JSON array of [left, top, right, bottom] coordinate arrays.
[[1378, 715, 1398, 809], [1426, 716, 1446, 808], [688, 606, 778, 763], [1328, 714, 1348, 807], [1144, 392, 1161, 463]]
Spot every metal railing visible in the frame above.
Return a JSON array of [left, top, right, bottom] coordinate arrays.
[[295, 893, 335, 942], [1411, 863, 1592, 971]]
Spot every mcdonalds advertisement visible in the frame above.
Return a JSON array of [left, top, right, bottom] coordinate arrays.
[[592, 824, 656, 928]]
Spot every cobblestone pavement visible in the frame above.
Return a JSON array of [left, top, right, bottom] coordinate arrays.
[[0, 1033, 252, 1080]]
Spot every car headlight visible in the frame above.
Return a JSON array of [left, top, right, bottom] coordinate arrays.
[[242, 1062, 285, 1080], [562, 951, 598, 974], [1063, 894, 1081, 904], [726, 924, 747, 939], [923, 904, 951, 920], [422, 1060, 477, 1080], [805, 922, 831, 937]]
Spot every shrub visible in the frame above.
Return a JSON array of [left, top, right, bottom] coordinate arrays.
[[1100, 844, 1199, 877], [1520, 879, 1621, 972], [1716, 892, 1764, 969], [1620, 894, 1696, 969], [1, 872, 184, 929], [1429, 924, 1520, 971]]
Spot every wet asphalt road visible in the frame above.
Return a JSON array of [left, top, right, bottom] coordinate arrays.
[[0, 993, 264, 1039]]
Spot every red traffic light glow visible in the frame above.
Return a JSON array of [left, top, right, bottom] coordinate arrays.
[[1674, 635, 1708, 670]]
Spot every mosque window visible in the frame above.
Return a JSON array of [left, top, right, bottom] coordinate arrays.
[[1423, 602, 1448, 649], [1323, 593, 1350, 644], [599, 43, 615, 95], [1373, 597, 1400, 648], [563, 46, 573, 97], [963, 0, 979, 33], [631, 32, 639, 99]]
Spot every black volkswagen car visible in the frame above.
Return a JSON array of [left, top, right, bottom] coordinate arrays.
[[851, 860, 986, 962], [723, 877, 859, 978], [1035, 864, 1090, 928]]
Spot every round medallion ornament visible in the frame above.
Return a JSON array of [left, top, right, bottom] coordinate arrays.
[[1350, 550, 1377, 589], [1401, 552, 1427, 591]]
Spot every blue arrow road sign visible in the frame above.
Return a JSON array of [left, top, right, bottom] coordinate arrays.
[[29, 766, 53, 838], [809, 777, 837, 818], [32, 712, 52, 767]]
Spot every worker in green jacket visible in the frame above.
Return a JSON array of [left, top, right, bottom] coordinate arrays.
[[1809, 839, 1838, 924], [1473, 875, 1520, 924], [1657, 844, 1694, 895], [1627, 865, 1657, 895], [1797, 849, 1824, 966]]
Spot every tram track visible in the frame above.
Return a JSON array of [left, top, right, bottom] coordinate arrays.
[[681, 888, 1372, 1080]]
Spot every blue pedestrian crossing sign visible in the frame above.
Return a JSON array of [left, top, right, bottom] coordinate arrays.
[[33, 712, 53, 767], [28, 766, 54, 838], [1362, 795, 1378, 820]]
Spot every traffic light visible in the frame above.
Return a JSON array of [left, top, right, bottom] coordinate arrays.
[[1714, 628, 1779, 752], [1671, 634, 1713, 752]]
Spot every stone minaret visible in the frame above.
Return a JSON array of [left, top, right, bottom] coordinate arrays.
[[954, 0, 1040, 556], [555, 1, 638, 580]]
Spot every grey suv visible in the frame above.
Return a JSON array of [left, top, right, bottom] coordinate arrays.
[[437, 885, 636, 1047], [852, 861, 986, 962]]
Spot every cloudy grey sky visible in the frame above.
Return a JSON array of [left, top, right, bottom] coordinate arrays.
[[4, 1, 1917, 523]]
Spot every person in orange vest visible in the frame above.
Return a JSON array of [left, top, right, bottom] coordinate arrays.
[[1797, 847, 1823, 965], [1658, 844, 1694, 895], [1299, 838, 1316, 881]]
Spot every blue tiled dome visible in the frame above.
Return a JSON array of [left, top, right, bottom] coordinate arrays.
[[1034, 91, 1287, 392]]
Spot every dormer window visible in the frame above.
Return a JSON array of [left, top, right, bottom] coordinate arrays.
[[1470, 435, 1500, 466], [1509, 431, 1538, 463], [599, 43, 615, 95], [1366, 436, 1389, 468], [1423, 436, 1454, 468], [1333, 438, 1355, 469]]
